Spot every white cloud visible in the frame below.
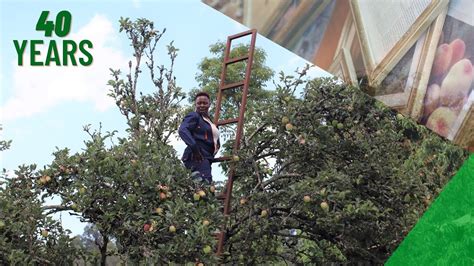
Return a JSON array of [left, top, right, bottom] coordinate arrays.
[[1, 14, 129, 122]]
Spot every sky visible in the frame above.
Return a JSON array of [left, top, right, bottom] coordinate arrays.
[[0, 0, 332, 236]]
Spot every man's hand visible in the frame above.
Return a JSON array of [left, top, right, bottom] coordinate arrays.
[[192, 150, 204, 162]]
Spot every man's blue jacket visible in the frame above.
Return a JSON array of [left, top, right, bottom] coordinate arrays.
[[178, 111, 219, 162]]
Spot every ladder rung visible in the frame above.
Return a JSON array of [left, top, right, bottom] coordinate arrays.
[[215, 231, 225, 241], [216, 193, 226, 200], [217, 118, 239, 126], [225, 55, 248, 65], [221, 81, 244, 91], [214, 156, 232, 162], [228, 29, 255, 40]]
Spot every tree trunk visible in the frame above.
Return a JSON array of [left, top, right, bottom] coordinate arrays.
[[100, 233, 109, 266]]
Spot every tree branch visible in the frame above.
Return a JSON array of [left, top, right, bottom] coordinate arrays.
[[262, 173, 301, 187], [243, 123, 268, 148], [42, 205, 72, 215]]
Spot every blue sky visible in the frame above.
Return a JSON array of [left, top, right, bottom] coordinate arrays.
[[0, 0, 331, 236]]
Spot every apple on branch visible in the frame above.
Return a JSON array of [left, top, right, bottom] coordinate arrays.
[[155, 207, 163, 215], [169, 225, 176, 233], [202, 245, 212, 254], [303, 195, 311, 203], [320, 201, 329, 212], [143, 223, 151, 232], [159, 192, 167, 200], [44, 175, 52, 182], [198, 190, 206, 198]]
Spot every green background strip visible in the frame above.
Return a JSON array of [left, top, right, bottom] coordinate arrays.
[[386, 154, 474, 265]]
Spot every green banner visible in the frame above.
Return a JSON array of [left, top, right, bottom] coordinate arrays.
[[387, 154, 474, 265]]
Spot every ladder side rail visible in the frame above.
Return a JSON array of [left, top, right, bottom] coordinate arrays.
[[214, 36, 233, 125], [233, 29, 256, 151], [216, 29, 257, 259]]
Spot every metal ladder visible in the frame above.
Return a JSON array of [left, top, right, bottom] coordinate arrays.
[[213, 29, 257, 257]]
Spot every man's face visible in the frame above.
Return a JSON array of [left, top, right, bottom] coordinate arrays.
[[195, 95, 210, 115]]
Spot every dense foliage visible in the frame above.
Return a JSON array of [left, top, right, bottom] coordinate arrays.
[[0, 17, 468, 265], [223, 76, 468, 264]]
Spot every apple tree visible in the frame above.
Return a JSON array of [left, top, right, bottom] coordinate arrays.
[[217, 75, 468, 264], [2, 15, 468, 265], [190, 36, 467, 263], [0, 130, 79, 264], [37, 18, 223, 265]]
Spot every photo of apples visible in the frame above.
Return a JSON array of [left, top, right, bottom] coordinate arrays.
[[422, 15, 474, 138]]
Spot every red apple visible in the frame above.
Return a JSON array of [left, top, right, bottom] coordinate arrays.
[[159, 192, 167, 200], [143, 223, 151, 232]]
